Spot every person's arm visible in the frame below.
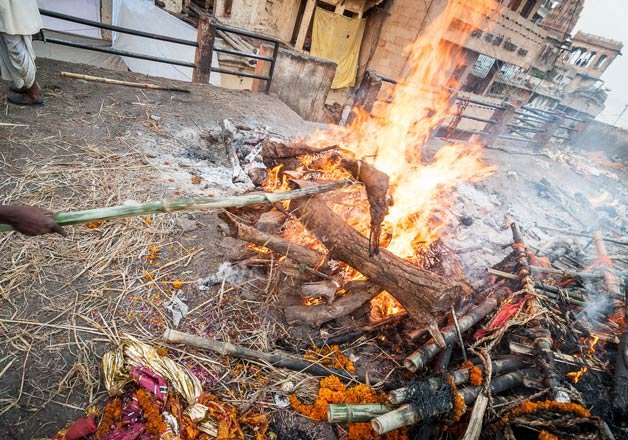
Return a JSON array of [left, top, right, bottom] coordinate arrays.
[[0, 205, 65, 236]]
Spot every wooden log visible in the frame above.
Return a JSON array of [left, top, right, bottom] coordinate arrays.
[[285, 281, 382, 327], [338, 158, 390, 256], [261, 139, 337, 159], [301, 280, 340, 304], [290, 195, 465, 336], [162, 329, 361, 382], [404, 288, 511, 372], [220, 212, 327, 269]]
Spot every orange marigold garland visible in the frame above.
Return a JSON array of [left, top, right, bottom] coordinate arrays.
[[290, 375, 406, 440], [468, 366, 483, 387], [95, 398, 122, 438], [136, 388, 168, 437], [494, 400, 591, 430], [304, 345, 356, 372], [538, 430, 559, 440], [447, 375, 466, 424]]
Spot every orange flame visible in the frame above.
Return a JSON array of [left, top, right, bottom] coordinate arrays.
[[305, 0, 498, 258], [566, 367, 588, 384]]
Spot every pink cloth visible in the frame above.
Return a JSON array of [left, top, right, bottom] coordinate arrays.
[[63, 415, 97, 440], [100, 423, 145, 440], [130, 366, 168, 401]]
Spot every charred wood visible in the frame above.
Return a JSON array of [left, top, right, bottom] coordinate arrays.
[[285, 281, 383, 327], [404, 288, 511, 372], [290, 195, 466, 342]]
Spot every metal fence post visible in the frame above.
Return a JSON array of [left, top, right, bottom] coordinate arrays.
[[193, 14, 215, 84], [483, 102, 517, 145]]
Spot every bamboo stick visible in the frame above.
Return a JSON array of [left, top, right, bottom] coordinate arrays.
[[59, 71, 191, 93], [0, 180, 352, 233], [537, 225, 628, 246], [389, 356, 526, 405], [162, 328, 361, 382], [404, 288, 511, 372], [327, 404, 391, 423], [373, 368, 540, 434]]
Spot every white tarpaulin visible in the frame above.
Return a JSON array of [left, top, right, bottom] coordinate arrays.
[[112, 0, 220, 85], [36, 0, 102, 39]]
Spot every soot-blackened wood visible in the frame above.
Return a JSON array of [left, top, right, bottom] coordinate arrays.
[[261, 140, 337, 159], [291, 196, 464, 326], [338, 157, 390, 256]]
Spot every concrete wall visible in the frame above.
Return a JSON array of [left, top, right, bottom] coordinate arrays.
[[254, 46, 337, 122], [214, 0, 301, 42], [572, 120, 628, 162]]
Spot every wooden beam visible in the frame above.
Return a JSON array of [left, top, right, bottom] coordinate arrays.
[[296, 0, 316, 50], [193, 14, 216, 83]]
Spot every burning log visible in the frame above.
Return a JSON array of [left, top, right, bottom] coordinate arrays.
[[337, 157, 390, 256], [290, 195, 466, 342], [327, 403, 391, 423], [261, 139, 338, 161], [162, 329, 361, 382], [285, 281, 383, 327], [220, 212, 327, 270], [301, 280, 340, 304], [372, 368, 541, 434], [404, 288, 511, 372]]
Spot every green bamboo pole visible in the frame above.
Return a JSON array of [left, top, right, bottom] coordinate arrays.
[[328, 404, 391, 423], [0, 180, 352, 233]]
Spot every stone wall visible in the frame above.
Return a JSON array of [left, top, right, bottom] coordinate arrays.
[[254, 45, 336, 122]]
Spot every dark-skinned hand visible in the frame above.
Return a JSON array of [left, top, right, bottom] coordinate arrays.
[[0, 205, 66, 237]]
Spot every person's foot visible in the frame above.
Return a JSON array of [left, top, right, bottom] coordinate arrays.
[[7, 83, 44, 106]]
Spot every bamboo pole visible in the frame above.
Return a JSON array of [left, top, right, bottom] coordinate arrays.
[[162, 328, 362, 382], [59, 71, 191, 93], [373, 368, 540, 434], [389, 356, 526, 404], [404, 288, 511, 372], [0, 180, 352, 233], [327, 404, 391, 423]]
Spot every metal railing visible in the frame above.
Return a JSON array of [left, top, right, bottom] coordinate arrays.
[[38, 8, 280, 93]]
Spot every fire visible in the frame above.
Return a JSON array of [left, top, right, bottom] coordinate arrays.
[[566, 367, 588, 384], [369, 291, 404, 321], [305, 0, 498, 259], [586, 335, 599, 354]]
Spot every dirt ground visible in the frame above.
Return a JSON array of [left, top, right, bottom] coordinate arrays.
[[0, 58, 626, 439], [0, 58, 322, 439]]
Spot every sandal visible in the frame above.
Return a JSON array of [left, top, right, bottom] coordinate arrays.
[[7, 93, 44, 106]]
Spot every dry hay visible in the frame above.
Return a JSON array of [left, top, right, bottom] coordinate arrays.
[[0, 143, 322, 434]]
